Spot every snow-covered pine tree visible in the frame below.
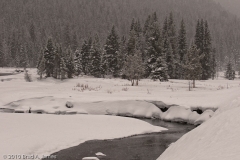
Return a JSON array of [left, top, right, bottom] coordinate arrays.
[[19, 44, 28, 69], [65, 47, 75, 78], [0, 41, 4, 67], [127, 30, 136, 56], [60, 48, 67, 80], [225, 61, 235, 80], [184, 44, 203, 88], [194, 19, 212, 80], [151, 50, 168, 81], [74, 49, 82, 76], [72, 32, 78, 52], [64, 25, 71, 49], [80, 37, 93, 75], [53, 44, 61, 79], [90, 34, 102, 77], [178, 19, 187, 79], [44, 38, 55, 77], [202, 20, 212, 80], [210, 49, 217, 80], [103, 25, 120, 77], [118, 36, 127, 77], [144, 12, 162, 77], [37, 54, 45, 79], [168, 12, 179, 79], [122, 49, 145, 86]]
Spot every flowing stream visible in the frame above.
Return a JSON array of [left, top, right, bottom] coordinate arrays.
[[49, 118, 195, 160]]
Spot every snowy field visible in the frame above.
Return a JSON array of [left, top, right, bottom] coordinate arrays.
[[1, 68, 240, 159]]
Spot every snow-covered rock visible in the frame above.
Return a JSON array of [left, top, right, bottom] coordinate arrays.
[[95, 152, 106, 156], [66, 101, 73, 108], [82, 157, 99, 160]]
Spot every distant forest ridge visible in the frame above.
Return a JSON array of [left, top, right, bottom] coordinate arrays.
[[213, 0, 240, 17], [0, 0, 240, 68]]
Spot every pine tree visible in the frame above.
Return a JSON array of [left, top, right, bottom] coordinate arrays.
[[167, 13, 179, 79], [184, 44, 203, 88], [210, 49, 217, 80], [53, 44, 61, 79], [74, 49, 82, 76], [72, 33, 78, 52], [19, 45, 28, 69], [0, 41, 4, 67], [64, 25, 71, 49], [103, 25, 119, 77], [44, 38, 55, 77], [65, 47, 75, 78], [118, 36, 127, 77], [202, 20, 212, 80], [80, 39, 90, 75], [144, 13, 163, 77], [90, 34, 102, 77], [194, 19, 213, 80], [127, 30, 137, 56], [122, 50, 145, 86], [29, 23, 36, 43], [178, 19, 188, 79], [37, 54, 45, 79], [151, 51, 168, 81], [59, 46, 67, 80], [225, 61, 235, 80]]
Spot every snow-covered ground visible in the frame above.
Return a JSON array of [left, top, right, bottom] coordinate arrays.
[[0, 113, 165, 159], [1, 68, 240, 159], [158, 97, 240, 160]]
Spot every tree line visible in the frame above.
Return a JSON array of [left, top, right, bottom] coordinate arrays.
[[0, 0, 240, 71], [37, 12, 217, 85]]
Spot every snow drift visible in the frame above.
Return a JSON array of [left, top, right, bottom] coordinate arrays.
[[158, 97, 240, 160]]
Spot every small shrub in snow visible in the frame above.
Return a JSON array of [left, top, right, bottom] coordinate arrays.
[[73, 83, 102, 92], [147, 89, 151, 94], [24, 70, 32, 82], [107, 90, 112, 94], [122, 87, 129, 91]]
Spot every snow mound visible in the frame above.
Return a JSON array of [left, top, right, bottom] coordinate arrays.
[[158, 98, 240, 160], [95, 152, 106, 156], [0, 113, 166, 158], [82, 157, 99, 160], [161, 106, 192, 123], [194, 109, 214, 125]]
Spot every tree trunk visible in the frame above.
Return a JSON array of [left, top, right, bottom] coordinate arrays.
[[131, 79, 134, 86], [136, 79, 138, 86], [193, 79, 195, 88], [189, 80, 191, 91]]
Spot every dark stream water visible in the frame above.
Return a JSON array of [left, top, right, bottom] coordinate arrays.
[[0, 73, 14, 76], [48, 119, 195, 160]]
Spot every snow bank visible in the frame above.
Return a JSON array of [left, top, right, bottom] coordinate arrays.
[[2, 97, 213, 124], [158, 97, 240, 160], [0, 113, 166, 158]]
